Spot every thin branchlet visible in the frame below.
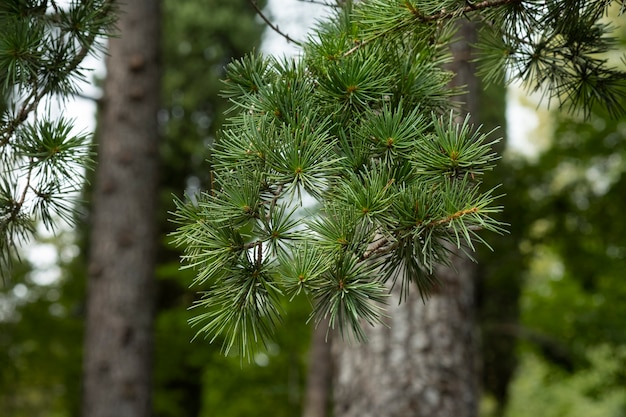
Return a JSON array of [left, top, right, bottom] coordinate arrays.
[[249, 0, 303, 46]]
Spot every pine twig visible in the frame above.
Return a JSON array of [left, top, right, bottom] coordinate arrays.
[[416, 0, 524, 22], [296, 0, 339, 7], [343, 39, 373, 58], [360, 235, 395, 261], [0, 0, 116, 147], [249, 0, 303, 47]]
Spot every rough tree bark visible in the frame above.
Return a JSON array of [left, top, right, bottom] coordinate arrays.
[[82, 1, 161, 417], [332, 20, 481, 417]]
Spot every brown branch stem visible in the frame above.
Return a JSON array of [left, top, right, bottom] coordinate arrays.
[[417, 0, 523, 22], [249, 0, 303, 47], [297, 0, 339, 7], [427, 207, 480, 228], [360, 235, 394, 261], [359, 207, 486, 262]]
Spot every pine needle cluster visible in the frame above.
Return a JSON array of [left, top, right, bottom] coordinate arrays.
[[171, 0, 625, 358], [171, 4, 504, 358], [0, 0, 116, 278]]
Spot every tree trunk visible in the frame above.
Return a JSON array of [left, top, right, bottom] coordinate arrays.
[[303, 318, 333, 417], [82, 1, 161, 416], [332, 20, 480, 417]]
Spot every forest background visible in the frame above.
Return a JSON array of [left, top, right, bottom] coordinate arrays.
[[1, 1, 626, 417]]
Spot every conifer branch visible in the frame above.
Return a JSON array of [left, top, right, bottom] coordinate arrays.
[[427, 207, 480, 227], [343, 39, 372, 57], [171, 0, 624, 355], [0, 0, 116, 280], [249, 0, 303, 47], [297, 0, 340, 7], [344, 0, 523, 57], [407, 0, 523, 21], [360, 236, 396, 261], [0, 0, 116, 145]]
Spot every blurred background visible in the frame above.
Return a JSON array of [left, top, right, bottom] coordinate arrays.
[[1, 1, 625, 416]]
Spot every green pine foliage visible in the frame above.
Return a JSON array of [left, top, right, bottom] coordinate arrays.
[[355, 0, 626, 116], [171, 3, 500, 358], [475, 0, 626, 116], [172, 0, 626, 358], [0, 0, 116, 279]]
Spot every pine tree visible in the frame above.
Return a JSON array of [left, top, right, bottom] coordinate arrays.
[[171, 0, 626, 359], [0, 0, 116, 279]]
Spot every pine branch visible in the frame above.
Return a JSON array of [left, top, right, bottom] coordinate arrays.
[[345, 0, 524, 56], [249, 0, 304, 47], [360, 235, 395, 262], [343, 39, 371, 57], [424, 0, 523, 21], [170, 0, 626, 354], [0, 0, 116, 280], [297, 0, 340, 7], [0, 0, 116, 145]]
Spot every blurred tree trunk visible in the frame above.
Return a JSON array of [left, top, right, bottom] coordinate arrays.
[[331, 20, 480, 417], [303, 318, 333, 417], [82, 1, 161, 417]]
